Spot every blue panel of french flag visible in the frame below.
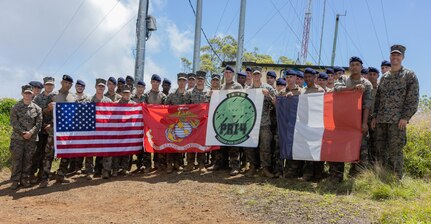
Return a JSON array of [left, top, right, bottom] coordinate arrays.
[[276, 91, 363, 162]]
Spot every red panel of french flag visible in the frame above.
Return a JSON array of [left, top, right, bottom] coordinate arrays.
[[54, 102, 144, 158], [276, 91, 363, 162]]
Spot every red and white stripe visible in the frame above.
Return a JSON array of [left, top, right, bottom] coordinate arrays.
[[54, 103, 144, 158]]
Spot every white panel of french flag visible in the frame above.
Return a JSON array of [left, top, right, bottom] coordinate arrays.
[[277, 91, 363, 162]]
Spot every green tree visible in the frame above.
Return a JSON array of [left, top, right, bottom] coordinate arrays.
[[180, 57, 192, 73]]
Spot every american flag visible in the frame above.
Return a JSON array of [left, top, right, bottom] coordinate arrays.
[[54, 102, 144, 158]]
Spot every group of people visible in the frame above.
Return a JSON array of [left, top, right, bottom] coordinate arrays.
[[8, 44, 418, 190]]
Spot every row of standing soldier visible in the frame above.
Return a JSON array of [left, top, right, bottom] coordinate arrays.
[[9, 44, 418, 190]]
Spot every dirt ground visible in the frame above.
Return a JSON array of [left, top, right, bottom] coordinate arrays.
[[0, 169, 377, 224]]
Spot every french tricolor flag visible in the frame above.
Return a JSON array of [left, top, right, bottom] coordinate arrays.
[[276, 91, 363, 162]]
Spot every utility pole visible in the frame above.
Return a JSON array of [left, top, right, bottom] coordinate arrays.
[[235, 0, 246, 75], [330, 11, 346, 66], [192, 0, 203, 73], [318, 0, 326, 66], [300, 0, 312, 65], [135, 0, 157, 82]]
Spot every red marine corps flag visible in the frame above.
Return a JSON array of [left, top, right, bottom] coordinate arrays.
[[143, 103, 218, 153]]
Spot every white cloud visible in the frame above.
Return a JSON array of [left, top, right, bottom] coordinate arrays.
[[165, 21, 194, 57]]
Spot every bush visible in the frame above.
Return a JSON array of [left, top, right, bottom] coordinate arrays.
[[0, 98, 16, 169], [404, 115, 431, 178]]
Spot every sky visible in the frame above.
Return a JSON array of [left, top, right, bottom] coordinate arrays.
[[1, 0, 429, 99]]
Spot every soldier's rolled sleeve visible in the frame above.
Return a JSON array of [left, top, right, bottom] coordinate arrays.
[[334, 80, 345, 92], [401, 72, 419, 121]]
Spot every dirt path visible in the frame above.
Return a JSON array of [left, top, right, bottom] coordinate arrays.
[[0, 169, 377, 223]]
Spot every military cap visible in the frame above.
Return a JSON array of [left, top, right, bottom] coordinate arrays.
[[96, 78, 107, 86], [137, 80, 146, 86], [224, 65, 234, 73], [151, 74, 162, 82], [177, 73, 187, 80], [245, 67, 252, 72], [349, 56, 363, 64], [122, 85, 131, 93], [318, 72, 328, 80], [333, 66, 345, 73], [266, 71, 277, 78], [390, 44, 406, 55], [237, 71, 247, 77], [43, 77, 55, 85], [284, 69, 297, 77], [304, 67, 316, 75], [361, 68, 369, 74], [187, 73, 196, 80], [22, 84, 33, 93], [196, 70, 206, 79], [368, 67, 380, 74], [29, 81, 43, 89], [381, 60, 391, 67], [108, 77, 117, 85], [162, 78, 171, 85], [296, 70, 304, 78], [117, 77, 126, 84], [211, 73, 221, 80], [276, 78, 286, 86], [62, 75, 74, 83], [126, 75, 134, 81], [326, 68, 334, 74], [76, 79, 85, 86]]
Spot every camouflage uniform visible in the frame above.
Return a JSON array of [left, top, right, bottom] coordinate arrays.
[[279, 85, 303, 177], [31, 90, 56, 179], [143, 90, 167, 171], [10, 100, 42, 185], [246, 83, 277, 177], [301, 84, 326, 180], [130, 94, 146, 171], [215, 81, 243, 173], [165, 88, 190, 171], [105, 91, 122, 102], [186, 86, 209, 170], [368, 83, 379, 164], [92, 95, 113, 177], [373, 67, 419, 178], [334, 75, 373, 177], [112, 98, 136, 173]]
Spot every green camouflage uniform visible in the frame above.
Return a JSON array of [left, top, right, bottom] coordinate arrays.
[[373, 67, 419, 178], [246, 83, 276, 172], [186, 86, 209, 169], [143, 90, 167, 170], [10, 100, 42, 184], [368, 83, 379, 164], [130, 94, 146, 170], [104, 91, 122, 102], [31, 91, 56, 178], [92, 95, 113, 176]]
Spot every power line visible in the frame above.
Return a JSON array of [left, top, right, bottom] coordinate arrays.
[[339, 21, 367, 65], [55, 0, 122, 73], [380, 0, 390, 48], [269, 0, 318, 64], [36, 0, 86, 71], [72, 14, 137, 73], [365, 0, 384, 59], [187, 0, 223, 62], [213, 0, 230, 36]]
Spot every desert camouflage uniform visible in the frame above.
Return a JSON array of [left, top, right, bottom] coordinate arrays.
[[104, 91, 122, 102], [10, 100, 42, 184], [143, 90, 167, 171], [373, 67, 419, 178], [334, 75, 373, 177]]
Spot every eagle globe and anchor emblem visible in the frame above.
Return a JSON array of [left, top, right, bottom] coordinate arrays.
[[165, 107, 200, 142]]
